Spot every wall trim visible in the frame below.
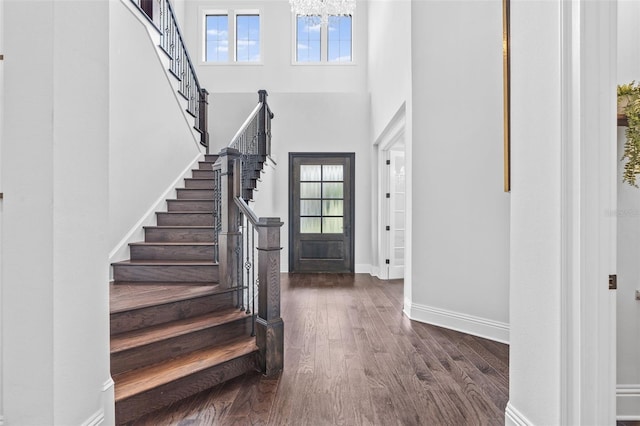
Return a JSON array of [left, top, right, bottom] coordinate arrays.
[[505, 402, 534, 426], [354, 264, 371, 274], [408, 302, 509, 344], [82, 409, 104, 426], [109, 152, 203, 268], [617, 384, 640, 420]]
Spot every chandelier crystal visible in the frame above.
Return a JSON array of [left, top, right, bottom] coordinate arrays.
[[289, 0, 356, 25]]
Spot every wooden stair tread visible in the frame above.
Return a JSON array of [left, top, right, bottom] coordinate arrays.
[[110, 283, 221, 313], [111, 308, 250, 353], [156, 211, 214, 215], [129, 242, 217, 246], [143, 225, 214, 229], [166, 199, 214, 201], [113, 336, 258, 401], [112, 260, 217, 266]]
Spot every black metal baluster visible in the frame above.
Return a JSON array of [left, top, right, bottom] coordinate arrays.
[[250, 225, 256, 336]]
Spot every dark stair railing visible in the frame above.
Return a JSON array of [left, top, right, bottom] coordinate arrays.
[[213, 91, 283, 376], [131, 0, 210, 150]]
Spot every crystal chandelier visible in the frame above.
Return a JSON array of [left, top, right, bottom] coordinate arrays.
[[289, 0, 356, 25]]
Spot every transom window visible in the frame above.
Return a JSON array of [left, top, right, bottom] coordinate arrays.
[[204, 11, 261, 63], [299, 164, 344, 233], [295, 15, 352, 63]]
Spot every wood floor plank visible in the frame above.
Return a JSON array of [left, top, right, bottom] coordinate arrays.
[[127, 274, 509, 425]]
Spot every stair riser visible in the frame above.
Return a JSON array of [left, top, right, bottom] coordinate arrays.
[[115, 353, 257, 424], [130, 244, 217, 261], [145, 227, 214, 242], [191, 170, 215, 179], [176, 189, 215, 200], [111, 317, 253, 375], [204, 154, 219, 163], [167, 200, 214, 212], [198, 161, 216, 170], [111, 292, 234, 335], [156, 212, 214, 226], [184, 179, 215, 189], [113, 265, 218, 282]]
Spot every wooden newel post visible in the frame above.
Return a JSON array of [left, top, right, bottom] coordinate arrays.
[[217, 147, 241, 290], [256, 217, 284, 376]]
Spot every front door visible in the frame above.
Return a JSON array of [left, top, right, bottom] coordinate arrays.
[[289, 153, 355, 273]]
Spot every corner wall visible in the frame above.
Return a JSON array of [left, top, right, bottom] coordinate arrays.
[[2, 1, 112, 423], [407, 0, 510, 343]]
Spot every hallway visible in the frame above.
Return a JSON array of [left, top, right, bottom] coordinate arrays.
[[129, 274, 508, 425]]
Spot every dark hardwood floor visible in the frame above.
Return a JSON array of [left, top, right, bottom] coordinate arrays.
[[128, 273, 509, 425]]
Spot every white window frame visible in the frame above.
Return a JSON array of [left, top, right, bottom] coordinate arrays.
[[201, 8, 263, 65], [291, 13, 356, 65]]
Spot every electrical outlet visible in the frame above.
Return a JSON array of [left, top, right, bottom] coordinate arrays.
[[636, 290, 640, 301]]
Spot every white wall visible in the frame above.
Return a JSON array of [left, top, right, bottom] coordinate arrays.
[[367, 0, 412, 302], [508, 0, 617, 424], [182, 0, 368, 94], [508, 3, 563, 422], [109, 0, 204, 262], [0, 0, 4, 422], [367, 0, 411, 143], [617, 0, 640, 419], [406, 0, 510, 343], [2, 1, 112, 424]]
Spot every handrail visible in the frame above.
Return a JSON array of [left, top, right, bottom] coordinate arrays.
[[234, 197, 259, 226], [228, 102, 263, 150], [129, 0, 209, 150], [214, 91, 283, 376]]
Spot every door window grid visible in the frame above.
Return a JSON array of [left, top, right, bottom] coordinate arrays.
[[300, 165, 344, 234]]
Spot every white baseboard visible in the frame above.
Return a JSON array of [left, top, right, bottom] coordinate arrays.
[[108, 153, 203, 271], [505, 402, 533, 426], [101, 378, 115, 426], [355, 264, 371, 274], [617, 384, 640, 420], [370, 265, 381, 278], [82, 409, 104, 426], [407, 302, 510, 344]]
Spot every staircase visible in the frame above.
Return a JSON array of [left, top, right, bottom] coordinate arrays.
[[110, 154, 259, 424]]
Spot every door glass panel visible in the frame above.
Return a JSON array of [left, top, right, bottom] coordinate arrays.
[[322, 217, 343, 233], [300, 182, 321, 198], [301, 165, 321, 181], [301, 200, 321, 216], [301, 217, 321, 233], [322, 182, 343, 198], [322, 165, 343, 181], [322, 200, 343, 216], [394, 211, 405, 228]]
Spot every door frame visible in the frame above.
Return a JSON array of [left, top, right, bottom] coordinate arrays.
[[288, 152, 356, 273], [375, 107, 406, 280]]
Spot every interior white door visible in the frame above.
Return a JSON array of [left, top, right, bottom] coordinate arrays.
[[387, 149, 405, 279]]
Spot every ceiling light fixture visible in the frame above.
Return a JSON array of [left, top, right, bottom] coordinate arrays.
[[289, 0, 356, 25]]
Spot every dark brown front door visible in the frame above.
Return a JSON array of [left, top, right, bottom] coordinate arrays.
[[289, 153, 355, 273]]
